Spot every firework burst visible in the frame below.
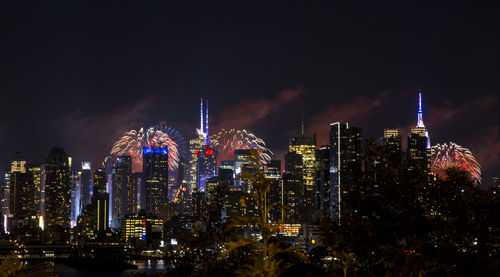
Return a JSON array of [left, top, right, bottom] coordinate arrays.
[[210, 128, 273, 164], [111, 127, 180, 171], [431, 142, 481, 184], [152, 124, 188, 161]]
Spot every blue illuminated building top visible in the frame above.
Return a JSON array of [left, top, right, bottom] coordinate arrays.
[[143, 146, 168, 155]]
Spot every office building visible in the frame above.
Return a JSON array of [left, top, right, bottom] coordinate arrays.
[[289, 135, 316, 223]]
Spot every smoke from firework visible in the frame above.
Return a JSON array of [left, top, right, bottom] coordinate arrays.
[[431, 142, 481, 185], [210, 128, 273, 164]]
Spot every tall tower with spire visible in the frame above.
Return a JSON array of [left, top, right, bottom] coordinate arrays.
[[407, 89, 431, 178], [188, 98, 216, 193], [417, 89, 425, 128], [285, 105, 317, 223]]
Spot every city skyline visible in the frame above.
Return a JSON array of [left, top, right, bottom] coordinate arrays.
[[0, 2, 497, 275], [1, 89, 497, 187]]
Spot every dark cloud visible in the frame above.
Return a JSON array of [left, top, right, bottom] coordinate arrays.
[[212, 87, 307, 131], [54, 96, 156, 166]]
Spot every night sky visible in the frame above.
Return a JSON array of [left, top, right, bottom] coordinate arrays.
[[1, 2, 498, 186]]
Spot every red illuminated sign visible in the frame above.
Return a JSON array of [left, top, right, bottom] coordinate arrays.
[[205, 149, 214, 155]]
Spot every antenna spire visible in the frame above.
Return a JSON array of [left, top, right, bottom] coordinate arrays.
[[200, 98, 204, 133], [205, 99, 209, 145], [301, 102, 304, 136], [417, 89, 425, 128]]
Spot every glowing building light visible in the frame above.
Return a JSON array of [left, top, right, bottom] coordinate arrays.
[[3, 215, 8, 234], [417, 89, 425, 128], [39, 215, 44, 230]]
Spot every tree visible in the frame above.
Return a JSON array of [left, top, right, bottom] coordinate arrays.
[[221, 151, 305, 276]]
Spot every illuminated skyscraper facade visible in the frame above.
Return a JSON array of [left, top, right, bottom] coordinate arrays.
[[187, 98, 211, 192], [113, 156, 137, 226], [188, 137, 205, 191], [9, 157, 36, 229], [265, 160, 282, 223], [44, 147, 71, 230], [28, 163, 42, 216], [289, 136, 316, 222], [315, 145, 331, 215], [383, 129, 403, 171], [93, 169, 107, 195], [70, 170, 81, 227], [197, 148, 217, 191], [143, 147, 168, 217], [233, 149, 259, 218], [407, 90, 431, 178], [80, 162, 92, 209], [284, 151, 302, 223], [329, 122, 361, 220], [234, 149, 258, 193]]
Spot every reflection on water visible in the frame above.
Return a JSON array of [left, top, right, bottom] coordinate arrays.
[[39, 260, 168, 277]]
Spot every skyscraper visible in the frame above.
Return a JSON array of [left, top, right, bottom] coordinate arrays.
[[289, 135, 317, 223], [70, 169, 81, 227], [80, 162, 92, 209], [93, 169, 107, 196], [102, 156, 114, 225], [28, 163, 42, 216], [187, 98, 211, 192], [234, 149, 258, 193], [265, 160, 282, 223], [315, 145, 331, 215], [76, 169, 109, 242], [234, 149, 259, 218], [9, 155, 36, 230], [112, 156, 137, 226], [407, 90, 431, 179], [143, 147, 168, 217], [329, 122, 361, 220], [44, 147, 71, 230], [197, 148, 217, 191], [284, 151, 302, 223], [382, 129, 403, 179]]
